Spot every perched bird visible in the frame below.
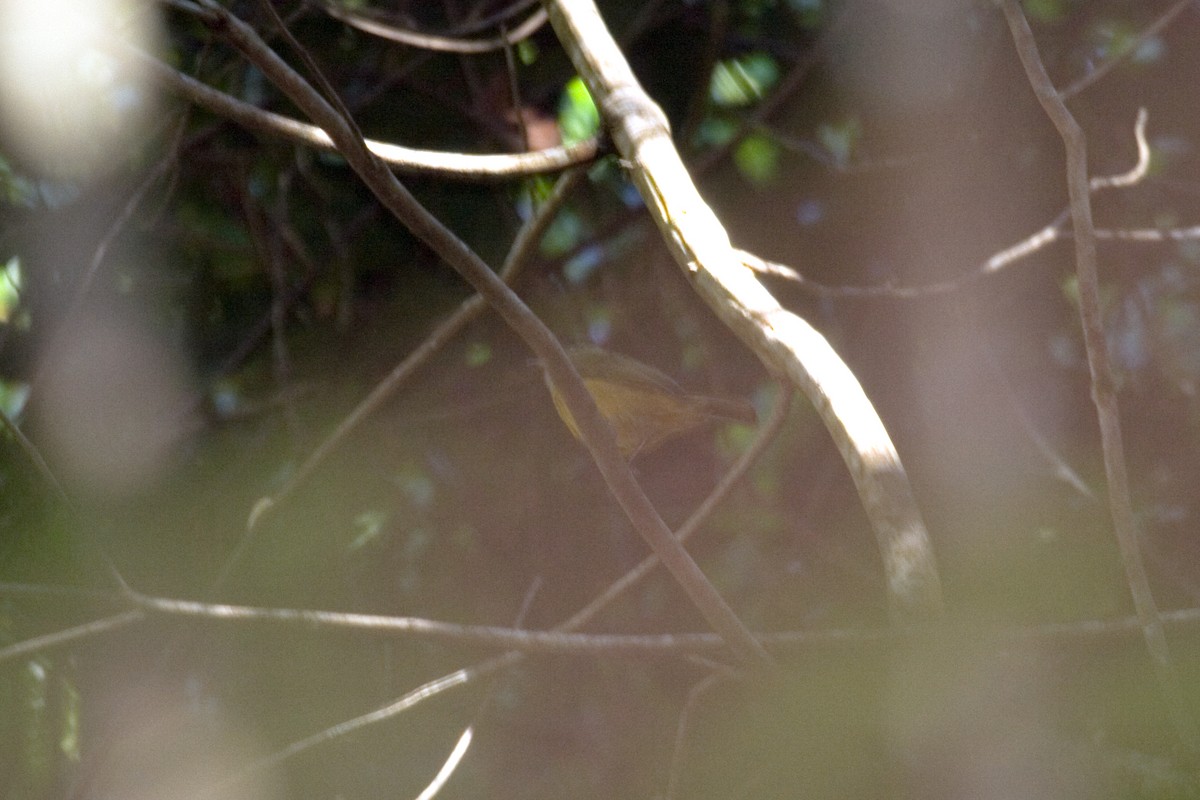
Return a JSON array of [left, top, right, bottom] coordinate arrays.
[[543, 345, 757, 458]]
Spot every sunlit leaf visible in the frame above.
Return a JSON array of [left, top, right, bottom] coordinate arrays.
[[517, 39, 538, 66], [734, 133, 780, 184], [0, 255, 22, 324], [557, 76, 599, 146], [710, 53, 779, 108], [524, 174, 556, 206], [0, 379, 30, 419]]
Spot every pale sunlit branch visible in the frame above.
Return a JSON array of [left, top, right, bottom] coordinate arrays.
[[1000, 0, 1198, 750], [181, 0, 770, 668], [316, 0, 548, 54], [132, 48, 601, 180]]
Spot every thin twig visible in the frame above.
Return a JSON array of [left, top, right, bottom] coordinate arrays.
[[130, 50, 602, 180], [26, 112, 192, 400], [241, 167, 586, 537], [182, 0, 770, 665], [0, 409, 70, 503], [316, 0, 547, 53], [1090, 107, 1151, 189], [408, 577, 542, 800], [0, 411, 132, 595], [42, 583, 1200, 658], [665, 669, 731, 799], [1000, 0, 1198, 751], [500, 21, 529, 150], [196, 661, 493, 799], [546, 0, 942, 622], [62, 577, 1200, 799], [741, 108, 1160, 299], [1058, 0, 1192, 101], [70, 113, 192, 322], [0, 611, 144, 664], [19, 390, 792, 666], [124, 373, 793, 788], [560, 386, 792, 632]]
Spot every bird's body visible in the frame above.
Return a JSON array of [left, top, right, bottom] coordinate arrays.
[[544, 346, 756, 458]]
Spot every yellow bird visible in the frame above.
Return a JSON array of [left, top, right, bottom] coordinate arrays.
[[543, 346, 757, 458]]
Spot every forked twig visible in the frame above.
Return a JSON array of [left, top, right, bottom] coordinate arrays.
[[999, 0, 1198, 750], [132, 50, 602, 180], [123, 378, 793, 792], [1057, 0, 1192, 100], [545, 0, 943, 622], [742, 109, 1164, 300], [239, 167, 585, 535], [316, 0, 548, 53], [181, 0, 770, 666]]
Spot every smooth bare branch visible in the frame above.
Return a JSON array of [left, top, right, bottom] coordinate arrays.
[[544, 0, 943, 622], [183, 0, 771, 668], [132, 49, 601, 180], [1000, 0, 1198, 750]]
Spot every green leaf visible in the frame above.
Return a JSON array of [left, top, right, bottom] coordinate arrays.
[[0, 156, 37, 208], [787, 0, 824, 28], [0, 380, 30, 420], [710, 53, 780, 108], [558, 77, 600, 146], [734, 134, 780, 184], [517, 40, 539, 66], [0, 256, 23, 325], [693, 117, 738, 148], [1024, 0, 1066, 23]]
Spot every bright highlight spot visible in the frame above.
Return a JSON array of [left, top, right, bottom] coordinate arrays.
[[0, 0, 160, 178]]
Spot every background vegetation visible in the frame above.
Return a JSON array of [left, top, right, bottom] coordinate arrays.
[[2, 0, 1200, 797]]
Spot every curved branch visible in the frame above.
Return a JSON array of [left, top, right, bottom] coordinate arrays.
[[183, 0, 771, 669], [0, 611, 144, 664], [1057, 0, 1192, 101], [243, 167, 588, 536], [316, 0, 549, 54], [544, 0, 943, 622], [740, 108, 1163, 300], [135, 368, 793, 787], [88, 587, 1200, 657], [134, 49, 602, 180], [1000, 0, 1197, 750]]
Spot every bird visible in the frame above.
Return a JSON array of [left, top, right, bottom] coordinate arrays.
[[542, 346, 757, 458]]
